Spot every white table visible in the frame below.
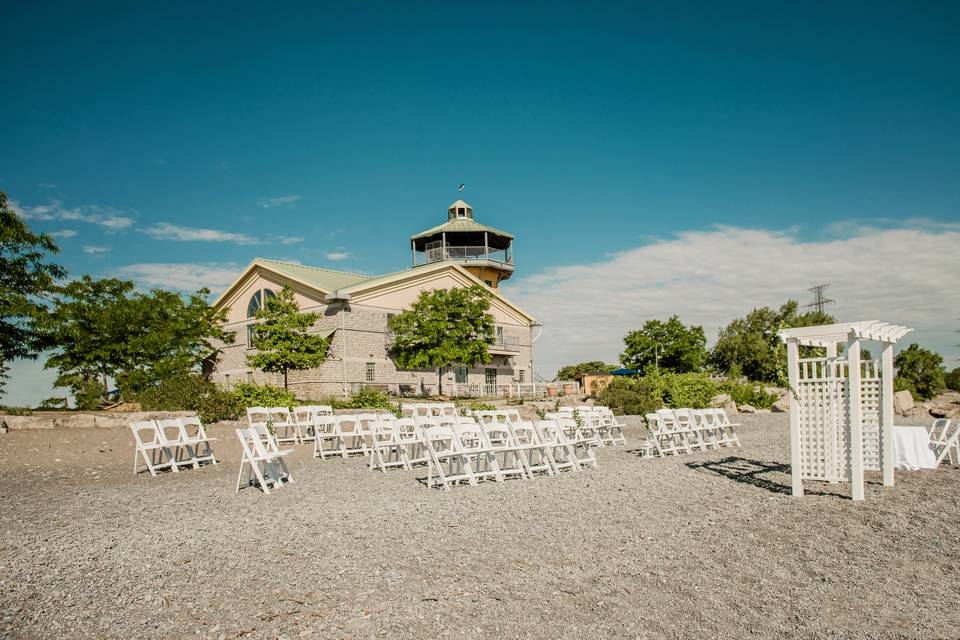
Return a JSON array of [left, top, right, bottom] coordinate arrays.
[[893, 425, 938, 470]]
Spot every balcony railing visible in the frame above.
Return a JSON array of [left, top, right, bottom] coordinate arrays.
[[416, 245, 513, 266], [490, 334, 520, 352]]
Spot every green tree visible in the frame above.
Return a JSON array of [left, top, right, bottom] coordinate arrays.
[[0, 191, 67, 396], [620, 316, 707, 375], [555, 361, 617, 381], [894, 343, 945, 401], [43, 276, 234, 406], [246, 286, 330, 389], [710, 300, 834, 385], [946, 367, 960, 393], [387, 285, 495, 395]]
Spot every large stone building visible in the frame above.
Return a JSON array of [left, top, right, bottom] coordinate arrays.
[[209, 200, 540, 398]]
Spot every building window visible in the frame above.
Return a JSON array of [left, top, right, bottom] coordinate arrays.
[[246, 371, 253, 383], [484, 280, 493, 287], [495, 326, 504, 345], [518, 370, 525, 383], [455, 366, 468, 384], [366, 362, 376, 382], [485, 368, 497, 387], [247, 288, 276, 318], [247, 324, 257, 347], [224, 373, 231, 390]]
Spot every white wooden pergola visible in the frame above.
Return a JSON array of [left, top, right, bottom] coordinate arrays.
[[778, 321, 912, 501]]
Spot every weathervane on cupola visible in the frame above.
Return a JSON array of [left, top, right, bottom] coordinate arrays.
[[409, 196, 515, 288]]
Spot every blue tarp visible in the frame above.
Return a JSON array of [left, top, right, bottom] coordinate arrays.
[[610, 368, 640, 375]]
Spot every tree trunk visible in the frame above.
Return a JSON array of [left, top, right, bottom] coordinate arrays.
[[101, 367, 109, 401], [438, 366, 443, 396], [283, 369, 288, 389]]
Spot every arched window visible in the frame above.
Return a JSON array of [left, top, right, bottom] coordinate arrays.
[[247, 288, 276, 318]]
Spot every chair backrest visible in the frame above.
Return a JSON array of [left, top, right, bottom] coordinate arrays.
[[453, 421, 487, 450], [357, 413, 379, 433], [131, 420, 161, 447], [674, 408, 696, 429], [155, 418, 183, 444], [482, 420, 512, 446], [645, 413, 666, 434], [179, 415, 206, 438], [415, 405, 432, 417], [656, 409, 679, 430], [930, 419, 952, 444], [292, 406, 317, 424], [503, 409, 521, 424], [396, 417, 418, 440], [711, 408, 732, 426], [414, 414, 439, 428], [439, 403, 458, 417], [315, 405, 334, 415], [247, 407, 269, 426], [313, 412, 337, 433], [336, 414, 359, 434], [535, 419, 567, 445], [420, 423, 457, 452], [268, 407, 292, 425], [510, 419, 540, 446]]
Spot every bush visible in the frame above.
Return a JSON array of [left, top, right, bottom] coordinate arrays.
[[722, 381, 778, 409], [458, 401, 496, 412], [648, 372, 720, 409], [596, 377, 663, 415], [333, 386, 400, 415], [135, 375, 245, 423], [231, 383, 296, 408]]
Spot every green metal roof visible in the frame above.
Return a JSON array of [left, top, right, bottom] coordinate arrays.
[[254, 258, 370, 293], [410, 218, 514, 241]]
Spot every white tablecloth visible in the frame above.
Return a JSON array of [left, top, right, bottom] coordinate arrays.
[[893, 426, 938, 470]]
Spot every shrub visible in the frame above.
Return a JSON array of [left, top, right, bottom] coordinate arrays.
[[231, 383, 296, 408], [596, 377, 663, 415], [459, 401, 496, 412], [135, 375, 245, 423], [648, 372, 720, 409], [722, 381, 778, 409], [333, 386, 400, 415]]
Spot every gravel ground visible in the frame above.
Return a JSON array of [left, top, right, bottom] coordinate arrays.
[[1, 413, 959, 639]]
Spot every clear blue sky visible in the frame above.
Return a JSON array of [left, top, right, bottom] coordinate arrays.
[[3, 2, 959, 401]]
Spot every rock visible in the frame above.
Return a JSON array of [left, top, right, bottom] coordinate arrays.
[[710, 394, 732, 408], [893, 390, 915, 414], [739, 404, 757, 413], [771, 396, 790, 413]]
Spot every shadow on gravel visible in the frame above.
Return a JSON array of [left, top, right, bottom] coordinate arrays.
[[686, 456, 850, 499]]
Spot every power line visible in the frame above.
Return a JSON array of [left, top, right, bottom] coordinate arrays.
[[805, 283, 836, 314]]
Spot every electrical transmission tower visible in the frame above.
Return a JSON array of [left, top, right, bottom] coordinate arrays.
[[805, 283, 836, 314]]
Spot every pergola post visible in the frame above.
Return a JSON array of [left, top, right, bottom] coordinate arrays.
[[442, 232, 447, 260], [787, 339, 803, 497], [484, 231, 489, 260], [825, 341, 838, 483], [881, 342, 895, 486], [847, 337, 865, 501]]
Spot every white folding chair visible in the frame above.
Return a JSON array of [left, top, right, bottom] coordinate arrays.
[[535, 420, 581, 473], [336, 414, 368, 456], [178, 416, 218, 466], [593, 406, 627, 446], [156, 418, 198, 469], [369, 414, 408, 472], [929, 419, 959, 466], [656, 409, 692, 454], [711, 408, 741, 447], [292, 406, 323, 443], [236, 425, 294, 494], [548, 414, 598, 468], [246, 407, 270, 426], [453, 421, 503, 483], [480, 418, 529, 480], [421, 424, 477, 490], [312, 413, 342, 460], [673, 409, 707, 451], [395, 417, 429, 468], [131, 420, 178, 476], [508, 419, 554, 477], [268, 407, 298, 445], [641, 413, 670, 457]]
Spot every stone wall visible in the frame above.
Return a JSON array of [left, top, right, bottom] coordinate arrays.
[[1, 411, 194, 431]]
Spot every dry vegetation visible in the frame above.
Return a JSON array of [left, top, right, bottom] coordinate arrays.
[[1, 414, 958, 639]]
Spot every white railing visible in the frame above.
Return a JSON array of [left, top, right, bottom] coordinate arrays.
[[419, 245, 512, 266], [449, 383, 545, 398]]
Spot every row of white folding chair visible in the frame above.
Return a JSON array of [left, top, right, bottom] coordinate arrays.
[[235, 425, 294, 494], [131, 416, 217, 476], [246, 406, 301, 445], [929, 419, 959, 466], [642, 408, 740, 456], [311, 412, 399, 460], [544, 413, 601, 467], [291, 405, 334, 443], [400, 403, 458, 419], [421, 416, 594, 490]]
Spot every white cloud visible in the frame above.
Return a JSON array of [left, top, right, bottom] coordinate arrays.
[[12, 199, 135, 229], [144, 223, 259, 245], [278, 236, 304, 245], [325, 251, 352, 261], [50, 229, 77, 239], [258, 195, 301, 208], [82, 245, 110, 254], [114, 262, 242, 294], [503, 226, 960, 378]]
